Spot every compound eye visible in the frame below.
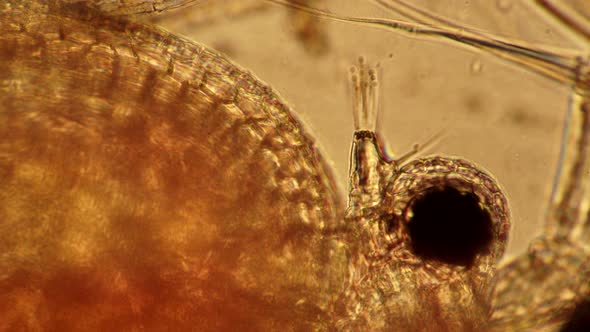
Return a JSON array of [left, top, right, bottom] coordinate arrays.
[[407, 185, 493, 266], [385, 156, 510, 268], [561, 299, 590, 332]]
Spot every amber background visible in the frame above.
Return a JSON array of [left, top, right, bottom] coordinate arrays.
[[154, 0, 590, 257]]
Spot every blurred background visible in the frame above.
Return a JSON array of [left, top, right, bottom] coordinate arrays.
[[151, 0, 590, 258]]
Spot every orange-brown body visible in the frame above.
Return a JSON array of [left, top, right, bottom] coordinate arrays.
[[0, 2, 344, 329]]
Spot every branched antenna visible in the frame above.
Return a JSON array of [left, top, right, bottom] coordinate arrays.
[[266, 0, 586, 92], [350, 57, 380, 132]]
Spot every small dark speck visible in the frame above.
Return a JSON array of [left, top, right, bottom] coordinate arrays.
[[503, 107, 538, 127], [0, 163, 15, 182], [58, 27, 66, 40], [464, 94, 484, 114], [212, 40, 237, 58]]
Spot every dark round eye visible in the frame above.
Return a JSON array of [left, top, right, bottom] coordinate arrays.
[[406, 185, 494, 267], [560, 299, 590, 332]]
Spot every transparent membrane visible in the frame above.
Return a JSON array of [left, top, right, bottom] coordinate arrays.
[[153, 0, 590, 256]]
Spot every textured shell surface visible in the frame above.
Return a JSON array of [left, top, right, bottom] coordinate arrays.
[[0, 1, 345, 330]]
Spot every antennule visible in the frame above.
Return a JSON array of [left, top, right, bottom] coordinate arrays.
[[350, 56, 380, 132]]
